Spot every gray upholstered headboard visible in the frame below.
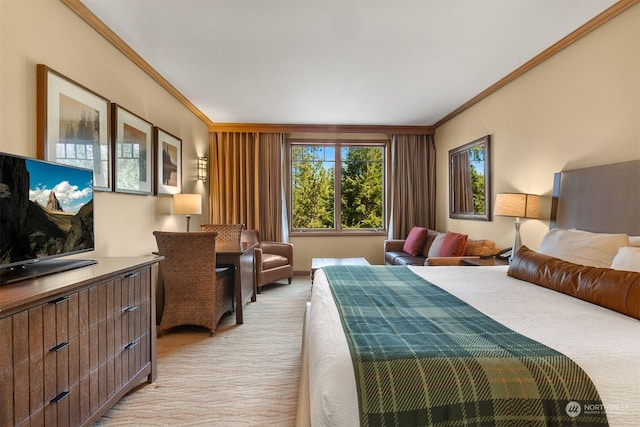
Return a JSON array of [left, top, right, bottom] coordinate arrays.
[[550, 160, 640, 235]]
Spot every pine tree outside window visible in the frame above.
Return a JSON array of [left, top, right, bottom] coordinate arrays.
[[289, 141, 387, 233]]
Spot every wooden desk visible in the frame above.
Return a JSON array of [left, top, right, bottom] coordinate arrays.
[[217, 241, 256, 325]]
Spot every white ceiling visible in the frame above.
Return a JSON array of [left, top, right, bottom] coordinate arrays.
[[81, 0, 617, 126]]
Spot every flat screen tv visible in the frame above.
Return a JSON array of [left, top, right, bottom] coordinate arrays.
[[0, 152, 96, 284]]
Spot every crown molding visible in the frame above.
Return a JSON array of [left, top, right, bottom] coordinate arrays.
[[208, 123, 434, 135]]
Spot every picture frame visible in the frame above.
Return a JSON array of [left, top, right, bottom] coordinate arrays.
[[37, 64, 112, 191], [154, 127, 182, 195], [111, 104, 154, 195]]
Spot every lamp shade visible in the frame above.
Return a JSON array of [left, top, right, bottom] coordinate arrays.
[[494, 193, 539, 219], [173, 193, 202, 215]]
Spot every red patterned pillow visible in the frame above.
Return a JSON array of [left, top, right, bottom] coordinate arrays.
[[402, 227, 428, 256], [437, 231, 468, 256]]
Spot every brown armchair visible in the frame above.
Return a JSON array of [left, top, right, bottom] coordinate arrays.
[[241, 230, 293, 293], [153, 231, 234, 336]]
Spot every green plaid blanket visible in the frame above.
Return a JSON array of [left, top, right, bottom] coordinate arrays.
[[323, 265, 608, 427]]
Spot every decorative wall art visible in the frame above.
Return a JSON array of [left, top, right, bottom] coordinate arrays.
[[154, 127, 182, 195], [37, 64, 112, 190], [112, 104, 153, 195]]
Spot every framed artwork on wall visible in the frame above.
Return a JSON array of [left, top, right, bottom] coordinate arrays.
[[154, 127, 182, 195], [36, 64, 112, 191], [112, 104, 154, 195]]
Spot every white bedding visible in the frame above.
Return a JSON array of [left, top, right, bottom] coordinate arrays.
[[297, 266, 640, 427]]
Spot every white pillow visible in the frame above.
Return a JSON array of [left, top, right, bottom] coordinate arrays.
[[537, 229, 630, 268], [629, 236, 640, 247], [427, 232, 447, 258], [610, 247, 640, 272]]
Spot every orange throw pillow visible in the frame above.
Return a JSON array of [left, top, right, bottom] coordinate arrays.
[[437, 231, 468, 256], [402, 227, 428, 256]]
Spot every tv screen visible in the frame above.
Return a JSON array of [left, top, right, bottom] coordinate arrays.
[[0, 152, 95, 280]]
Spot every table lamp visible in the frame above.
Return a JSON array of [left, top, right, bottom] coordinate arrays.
[[494, 193, 539, 262], [173, 193, 202, 232]]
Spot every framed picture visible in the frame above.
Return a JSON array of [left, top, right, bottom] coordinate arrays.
[[112, 104, 154, 195], [154, 127, 182, 195], [37, 64, 112, 191]]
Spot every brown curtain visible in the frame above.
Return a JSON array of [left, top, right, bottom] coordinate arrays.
[[257, 133, 286, 241], [210, 132, 259, 228], [451, 151, 473, 213], [388, 134, 436, 239], [209, 132, 286, 241]]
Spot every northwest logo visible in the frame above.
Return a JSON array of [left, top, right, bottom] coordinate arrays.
[[566, 401, 581, 418]]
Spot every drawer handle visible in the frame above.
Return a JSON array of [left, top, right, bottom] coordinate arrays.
[[125, 272, 140, 278], [49, 296, 70, 304], [124, 341, 138, 350], [123, 305, 139, 313], [49, 342, 70, 353], [50, 391, 70, 404]]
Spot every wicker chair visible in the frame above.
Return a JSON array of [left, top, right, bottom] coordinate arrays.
[[241, 229, 293, 293], [200, 224, 244, 245], [153, 231, 234, 336]]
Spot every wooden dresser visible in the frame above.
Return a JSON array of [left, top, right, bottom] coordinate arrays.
[[0, 256, 160, 426]]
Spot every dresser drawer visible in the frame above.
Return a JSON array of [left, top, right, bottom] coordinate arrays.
[[0, 257, 159, 426]]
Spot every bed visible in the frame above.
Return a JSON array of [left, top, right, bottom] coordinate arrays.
[[296, 160, 640, 427]]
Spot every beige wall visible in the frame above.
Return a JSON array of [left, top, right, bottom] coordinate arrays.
[[291, 234, 388, 272], [435, 3, 640, 252], [1, 0, 210, 257]]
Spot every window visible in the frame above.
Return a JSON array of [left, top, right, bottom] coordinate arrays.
[[289, 141, 387, 233]]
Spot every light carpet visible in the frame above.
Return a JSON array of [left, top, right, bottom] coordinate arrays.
[[95, 278, 311, 426]]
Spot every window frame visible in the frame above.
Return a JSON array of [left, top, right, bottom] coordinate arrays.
[[287, 139, 390, 236]]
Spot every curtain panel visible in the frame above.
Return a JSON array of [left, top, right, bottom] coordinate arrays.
[[388, 134, 436, 239], [257, 133, 286, 242], [209, 132, 286, 241]]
